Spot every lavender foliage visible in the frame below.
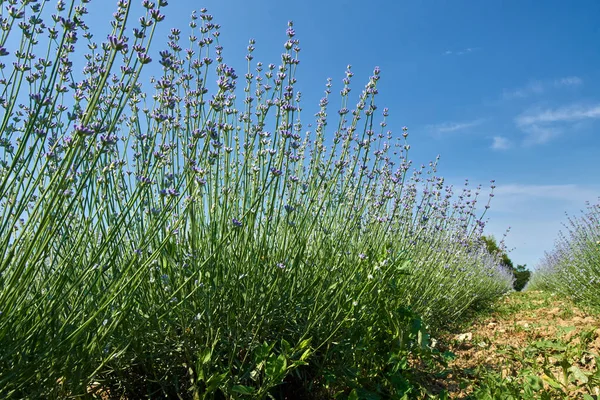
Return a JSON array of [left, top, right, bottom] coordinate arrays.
[[529, 199, 600, 308], [0, 1, 513, 397]]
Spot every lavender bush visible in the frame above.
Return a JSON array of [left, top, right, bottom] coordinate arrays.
[[0, 1, 513, 397], [528, 199, 600, 309]]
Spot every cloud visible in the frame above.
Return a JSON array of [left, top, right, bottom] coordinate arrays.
[[502, 76, 582, 99], [443, 47, 478, 56], [491, 136, 512, 150], [516, 104, 600, 125], [554, 76, 583, 86], [519, 124, 561, 145], [493, 184, 599, 205], [427, 119, 484, 134], [515, 103, 600, 145], [502, 81, 545, 99]]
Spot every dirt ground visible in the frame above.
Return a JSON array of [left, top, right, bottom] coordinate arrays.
[[434, 291, 600, 399]]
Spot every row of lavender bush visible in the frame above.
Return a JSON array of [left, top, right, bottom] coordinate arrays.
[[528, 199, 600, 310], [0, 1, 513, 398]]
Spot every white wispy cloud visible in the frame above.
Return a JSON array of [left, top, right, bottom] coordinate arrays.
[[443, 47, 478, 56], [520, 124, 561, 145], [515, 103, 600, 145], [554, 76, 583, 86], [491, 136, 512, 150], [502, 76, 582, 99], [502, 81, 545, 99], [516, 104, 600, 125], [427, 119, 484, 134], [493, 184, 599, 204]]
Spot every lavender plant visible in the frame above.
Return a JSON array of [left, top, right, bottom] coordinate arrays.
[[528, 199, 600, 310], [0, 1, 513, 398]]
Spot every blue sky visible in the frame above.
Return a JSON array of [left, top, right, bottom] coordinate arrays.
[[26, 0, 600, 268], [155, 0, 600, 268]]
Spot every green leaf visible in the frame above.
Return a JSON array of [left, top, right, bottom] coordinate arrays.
[[541, 392, 552, 400], [297, 338, 311, 350], [526, 375, 543, 391], [199, 348, 211, 364], [296, 338, 312, 351], [356, 387, 382, 400], [205, 372, 228, 393], [442, 350, 456, 361], [300, 348, 312, 361], [348, 389, 359, 400], [281, 338, 291, 355], [265, 354, 287, 380], [231, 385, 256, 395], [568, 365, 589, 384], [196, 348, 212, 381], [400, 259, 411, 271], [541, 373, 562, 389], [254, 342, 273, 363], [249, 367, 260, 381]]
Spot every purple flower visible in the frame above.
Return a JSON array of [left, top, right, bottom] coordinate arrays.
[[137, 52, 152, 64], [7, 6, 24, 19], [217, 76, 235, 91], [100, 134, 118, 146], [232, 218, 243, 227], [74, 124, 94, 136], [139, 16, 153, 27], [150, 9, 165, 21], [270, 167, 283, 177], [137, 175, 153, 186], [107, 35, 128, 51], [286, 25, 295, 38]]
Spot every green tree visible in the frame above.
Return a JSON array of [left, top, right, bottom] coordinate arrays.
[[513, 264, 531, 291], [481, 236, 530, 291]]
